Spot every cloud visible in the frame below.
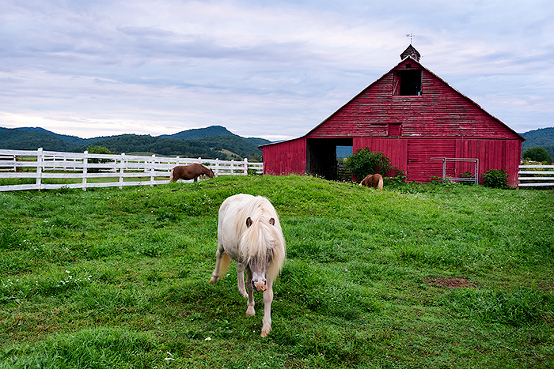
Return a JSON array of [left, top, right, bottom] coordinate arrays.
[[0, 0, 553, 139]]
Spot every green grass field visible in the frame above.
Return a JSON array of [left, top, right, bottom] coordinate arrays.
[[0, 175, 553, 368]]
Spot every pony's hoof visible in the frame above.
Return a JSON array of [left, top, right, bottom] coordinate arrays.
[[261, 330, 270, 338], [246, 307, 255, 316], [209, 277, 218, 284]]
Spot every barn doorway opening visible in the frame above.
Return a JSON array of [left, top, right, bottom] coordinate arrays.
[[336, 144, 353, 181], [307, 138, 353, 180]]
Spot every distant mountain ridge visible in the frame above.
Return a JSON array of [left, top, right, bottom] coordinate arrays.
[[0, 125, 270, 161]]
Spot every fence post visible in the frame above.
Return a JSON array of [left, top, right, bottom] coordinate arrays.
[[36, 148, 43, 190], [150, 154, 156, 187], [82, 151, 88, 191], [243, 158, 248, 175], [119, 153, 125, 189]]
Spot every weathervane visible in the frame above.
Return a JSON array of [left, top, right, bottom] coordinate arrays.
[[406, 32, 415, 45]]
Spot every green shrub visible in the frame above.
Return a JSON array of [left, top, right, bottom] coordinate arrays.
[[483, 169, 508, 188], [383, 170, 407, 187], [459, 171, 476, 185], [430, 175, 444, 184], [344, 148, 391, 180], [522, 146, 553, 163]]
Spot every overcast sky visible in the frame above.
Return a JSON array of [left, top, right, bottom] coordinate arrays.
[[1, 0, 553, 140]]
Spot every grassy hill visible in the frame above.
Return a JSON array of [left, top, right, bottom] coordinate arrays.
[[0, 126, 270, 161], [0, 175, 552, 367]]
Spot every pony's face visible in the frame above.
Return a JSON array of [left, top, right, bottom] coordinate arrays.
[[245, 216, 276, 292], [249, 252, 272, 292], [207, 168, 215, 178]]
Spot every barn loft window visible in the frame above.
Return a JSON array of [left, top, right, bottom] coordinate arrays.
[[393, 70, 422, 96]]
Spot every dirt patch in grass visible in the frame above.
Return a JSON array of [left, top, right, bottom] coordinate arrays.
[[425, 277, 475, 289]]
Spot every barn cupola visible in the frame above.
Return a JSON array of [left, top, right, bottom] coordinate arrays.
[[400, 44, 421, 62]]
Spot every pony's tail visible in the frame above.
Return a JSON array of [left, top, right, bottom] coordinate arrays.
[[218, 252, 232, 279], [169, 168, 175, 183], [377, 176, 383, 190]]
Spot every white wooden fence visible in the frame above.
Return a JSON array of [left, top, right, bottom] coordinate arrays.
[[0, 148, 263, 192], [518, 164, 554, 187]]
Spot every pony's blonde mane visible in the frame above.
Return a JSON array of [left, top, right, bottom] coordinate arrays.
[[236, 196, 286, 282]]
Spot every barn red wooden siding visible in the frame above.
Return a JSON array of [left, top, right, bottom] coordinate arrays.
[[261, 49, 524, 186], [308, 60, 521, 141], [263, 137, 307, 175], [352, 137, 521, 184]]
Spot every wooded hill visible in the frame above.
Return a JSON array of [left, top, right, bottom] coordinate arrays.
[[521, 127, 554, 159], [0, 125, 270, 161]]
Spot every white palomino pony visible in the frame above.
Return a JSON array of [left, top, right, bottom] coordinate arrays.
[[209, 194, 286, 337]]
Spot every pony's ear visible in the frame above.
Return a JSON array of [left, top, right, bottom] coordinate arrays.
[[269, 218, 275, 226], [246, 217, 253, 227]]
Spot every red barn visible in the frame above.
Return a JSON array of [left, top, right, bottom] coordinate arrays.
[[261, 46, 524, 187]]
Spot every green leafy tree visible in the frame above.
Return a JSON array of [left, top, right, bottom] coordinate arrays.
[[344, 148, 391, 180], [522, 147, 553, 163], [87, 146, 113, 155], [87, 146, 113, 173]]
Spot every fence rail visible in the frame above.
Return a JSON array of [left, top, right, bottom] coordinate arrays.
[[0, 148, 263, 192], [518, 164, 554, 187]]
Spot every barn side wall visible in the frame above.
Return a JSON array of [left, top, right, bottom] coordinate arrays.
[[455, 138, 521, 187], [353, 137, 453, 182], [353, 137, 521, 186], [262, 138, 307, 175], [354, 137, 408, 174]]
